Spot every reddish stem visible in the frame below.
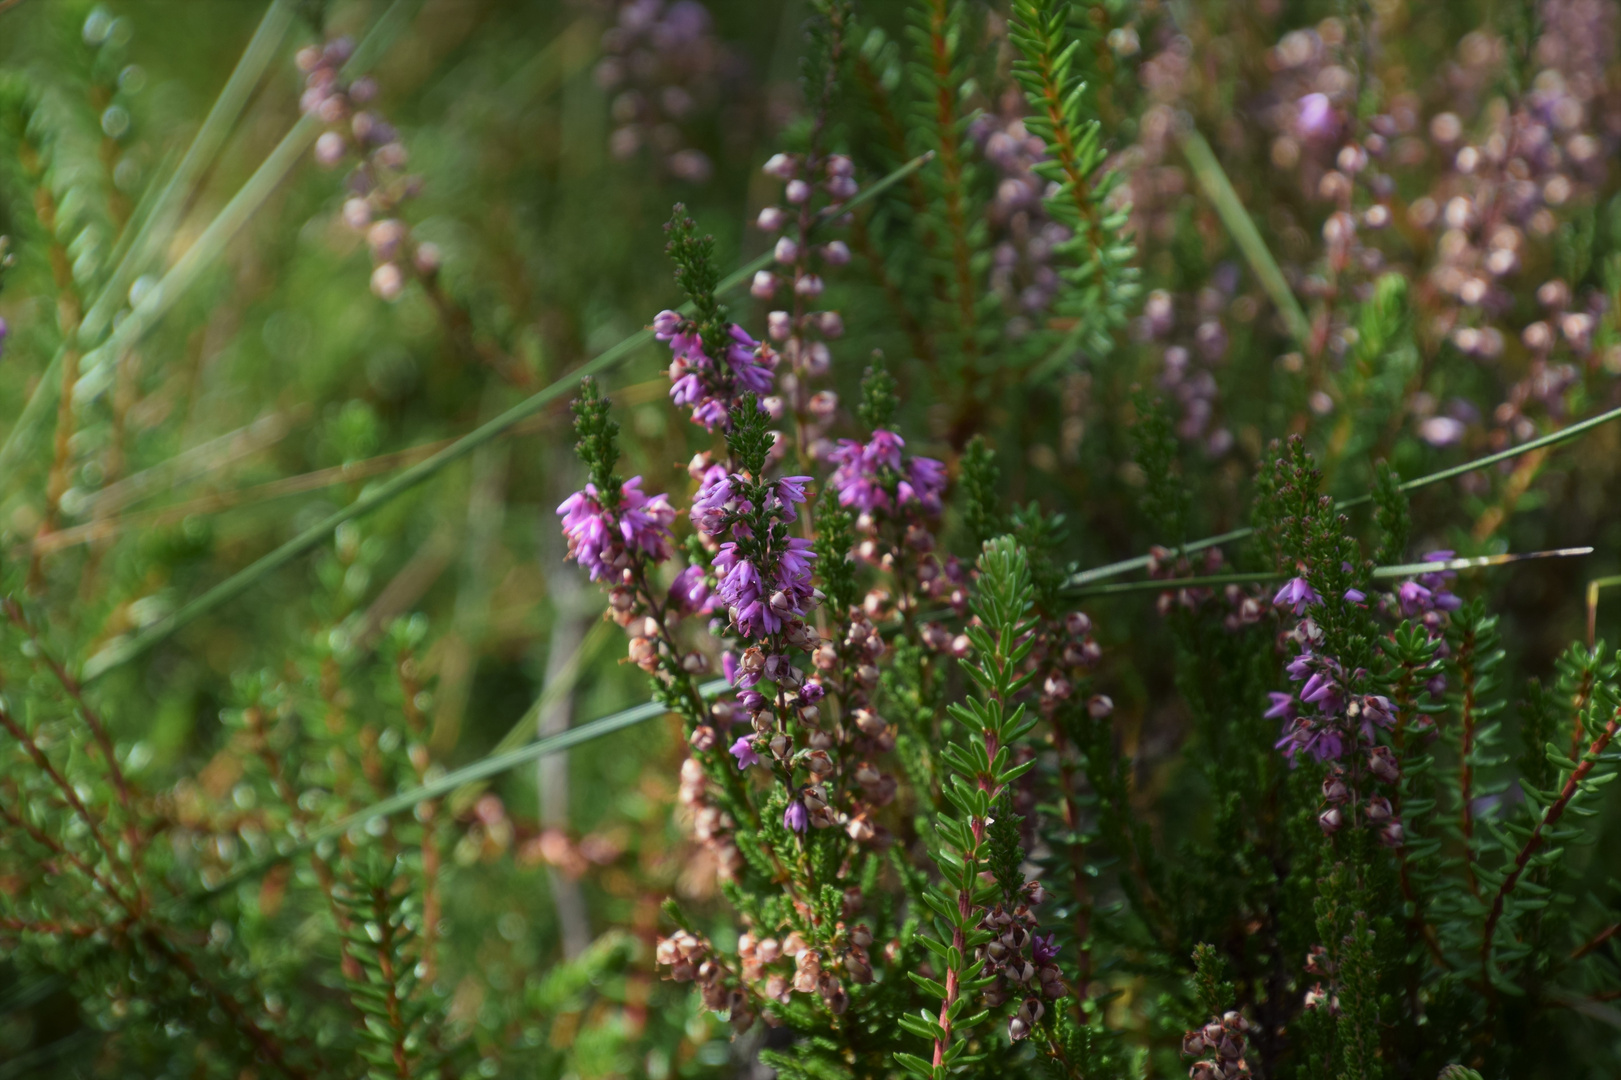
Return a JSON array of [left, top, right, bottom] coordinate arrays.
[[931, 729, 999, 1069], [1481, 709, 1620, 978], [1571, 921, 1619, 962]]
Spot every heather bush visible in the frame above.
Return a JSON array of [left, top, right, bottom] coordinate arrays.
[[0, 1, 1619, 1078]]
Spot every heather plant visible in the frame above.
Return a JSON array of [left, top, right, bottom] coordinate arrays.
[[0, 1, 1620, 1078]]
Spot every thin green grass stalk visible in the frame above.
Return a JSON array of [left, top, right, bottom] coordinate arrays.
[[78, 0, 299, 345], [1065, 548, 1593, 599], [173, 678, 731, 909], [1177, 124, 1311, 347], [78, 151, 933, 681], [1066, 400, 1621, 588], [445, 617, 611, 815], [1587, 574, 1621, 646]]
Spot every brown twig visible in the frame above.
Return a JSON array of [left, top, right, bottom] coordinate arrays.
[[1572, 921, 1620, 962], [368, 883, 415, 1078], [141, 926, 312, 1080], [3, 598, 137, 826], [419, 270, 534, 388], [1481, 708, 1620, 984], [0, 701, 133, 899], [27, 163, 86, 587]]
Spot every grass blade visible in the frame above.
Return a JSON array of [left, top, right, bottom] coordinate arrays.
[[177, 678, 730, 906], [1066, 548, 1594, 598], [1066, 402, 1621, 588], [78, 0, 299, 346], [1177, 125, 1311, 347]]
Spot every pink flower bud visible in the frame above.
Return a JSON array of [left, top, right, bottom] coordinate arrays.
[[370, 262, 404, 301], [367, 219, 408, 261], [413, 241, 442, 275], [314, 131, 347, 167], [342, 197, 371, 230], [763, 153, 797, 179]]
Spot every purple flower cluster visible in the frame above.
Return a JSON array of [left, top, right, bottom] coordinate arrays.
[[595, 0, 735, 183], [654, 312, 778, 431], [826, 431, 947, 520], [751, 151, 857, 465], [1142, 275, 1240, 458], [691, 471, 816, 639], [1265, 577, 1398, 765], [712, 537, 816, 640], [1397, 550, 1463, 617], [1272, 668, 1395, 766], [298, 37, 435, 302], [970, 90, 1072, 338], [556, 477, 676, 581]]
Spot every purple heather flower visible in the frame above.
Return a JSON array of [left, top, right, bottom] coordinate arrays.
[[1397, 580, 1433, 615], [783, 799, 808, 833], [827, 429, 946, 517], [1419, 416, 1466, 446], [691, 471, 736, 535], [1414, 551, 1463, 611], [557, 477, 676, 581], [1285, 650, 1315, 681], [1300, 671, 1339, 708], [766, 476, 812, 522], [1295, 92, 1336, 140], [907, 456, 948, 514], [721, 651, 738, 683], [1275, 718, 1345, 765], [668, 563, 713, 615], [1273, 576, 1322, 615], [1031, 933, 1060, 966], [798, 681, 825, 704], [1264, 691, 1296, 720], [1355, 694, 1395, 740], [1343, 587, 1366, 604], [730, 735, 761, 770], [0, 316, 8, 360], [713, 536, 817, 640], [652, 309, 684, 337], [657, 313, 778, 431]]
